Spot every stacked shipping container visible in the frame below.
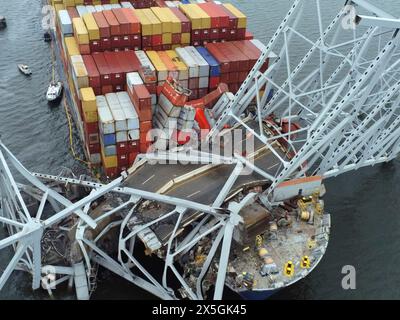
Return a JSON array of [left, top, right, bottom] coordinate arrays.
[[51, 0, 268, 178]]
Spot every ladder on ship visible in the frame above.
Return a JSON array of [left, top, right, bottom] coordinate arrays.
[[2, 0, 400, 300]]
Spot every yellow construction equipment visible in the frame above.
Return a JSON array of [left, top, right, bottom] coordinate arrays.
[[284, 261, 295, 277], [301, 256, 311, 269], [255, 235, 263, 248]]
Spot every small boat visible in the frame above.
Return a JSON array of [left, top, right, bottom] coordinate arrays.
[[44, 32, 51, 42], [0, 16, 6, 29], [17, 64, 32, 76], [46, 81, 63, 102]]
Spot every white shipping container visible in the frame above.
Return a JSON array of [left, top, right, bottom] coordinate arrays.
[[186, 47, 210, 78], [94, 5, 104, 12], [102, 4, 113, 10], [159, 94, 182, 118], [126, 72, 143, 90], [97, 97, 115, 135], [120, 1, 134, 8], [128, 130, 140, 141], [135, 51, 157, 83], [58, 10, 73, 35], [199, 77, 209, 89], [70, 55, 84, 64], [155, 107, 178, 129], [85, 5, 97, 14], [110, 4, 122, 9], [103, 144, 117, 157], [176, 47, 198, 79], [106, 93, 127, 132], [116, 131, 128, 143], [76, 5, 89, 17]]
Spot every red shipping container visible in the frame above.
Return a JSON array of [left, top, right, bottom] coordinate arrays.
[[93, 52, 112, 86], [128, 152, 139, 164], [139, 142, 151, 153], [89, 40, 101, 52], [189, 89, 199, 101], [228, 29, 237, 41], [121, 35, 131, 48], [111, 35, 122, 49], [206, 3, 230, 28], [151, 35, 163, 46], [140, 120, 152, 133], [142, 36, 152, 47], [112, 8, 131, 35], [67, 7, 79, 19], [229, 72, 239, 83], [120, 8, 141, 34], [93, 12, 110, 38], [201, 29, 210, 40], [117, 153, 129, 167], [85, 130, 99, 145], [188, 78, 199, 90], [136, 104, 152, 121], [237, 28, 246, 40], [209, 76, 220, 89], [245, 31, 254, 40], [131, 84, 151, 109], [127, 140, 140, 153], [198, 3, 220, 28], [220, 73, 230, 84], [210, 28, 220, 40], [205, 43, 230, 73], [172, 33, 181, 45], [232, 40, 259, 67], [131, 34, 141, 49], [93, 87, 102, 96], [84, 121, 99, 135], [87, 143, 101, 154], [102, 85, 114, 95], [82, 55, 101, 88], [79, 44, 90, 55], [217, 42, 249, 72], [145, 83, 157, 95], [198, 88, 208, 98], [118, 50, 141, 73], [219, 28, 228, 41], [219, 5, 238, 29], [191, 30, 201, 42], [103, 10, 121, 36], [238, 71, 248, 82], [100, 37, 111, 51], [104, 51, 126, 86]]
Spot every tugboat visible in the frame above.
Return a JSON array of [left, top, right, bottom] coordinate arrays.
[[46, 81, 63, 103], [17, 64, 32, 76], [0, 16, 6, 29]]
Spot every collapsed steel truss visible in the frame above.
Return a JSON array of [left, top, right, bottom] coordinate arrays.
[[1, 0, 400, 300]]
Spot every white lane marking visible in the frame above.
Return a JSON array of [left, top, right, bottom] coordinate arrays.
[[142, 174, 155, 185], [268, 163, 279, 170], [187, 190, 201, 199]]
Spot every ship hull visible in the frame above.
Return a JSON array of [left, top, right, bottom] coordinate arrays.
[[238, 288, 281, 300]]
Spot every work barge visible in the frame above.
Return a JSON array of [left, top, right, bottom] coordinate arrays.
[[2, 0, 400, 300]]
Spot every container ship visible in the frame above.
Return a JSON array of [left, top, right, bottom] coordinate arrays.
[[0, 0, 348, 300]]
